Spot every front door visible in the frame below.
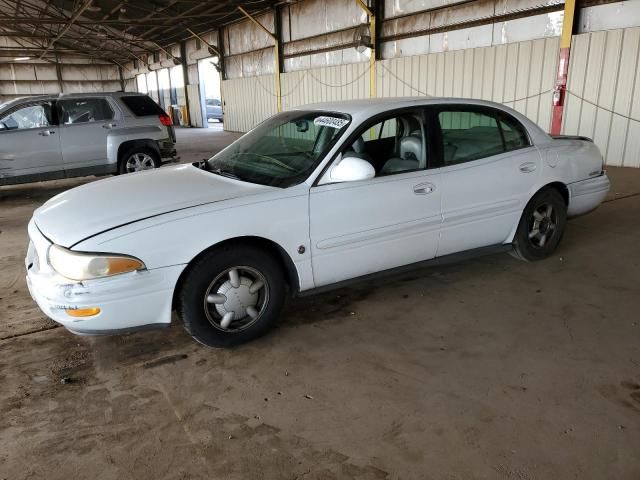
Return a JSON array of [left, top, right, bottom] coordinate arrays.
[[0, 100, 62, 181], [309, 109, 442, 287], [57, 97, 117, 172]]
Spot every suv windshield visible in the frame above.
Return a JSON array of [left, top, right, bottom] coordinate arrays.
[[205, 110, 350, 187]]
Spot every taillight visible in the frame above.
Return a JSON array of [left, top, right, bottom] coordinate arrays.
[[159, 113, 172, 126]]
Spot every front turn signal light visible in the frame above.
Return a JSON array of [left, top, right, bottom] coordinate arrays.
[[66, 307, 101, 318]]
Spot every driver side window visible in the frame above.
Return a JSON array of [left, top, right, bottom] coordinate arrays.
[[342, 111, 427, 177], [0, 102, 53, 131]]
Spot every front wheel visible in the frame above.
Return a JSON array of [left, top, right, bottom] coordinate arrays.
[[178, 246, 286, 348], [512, 187, 567, 261]]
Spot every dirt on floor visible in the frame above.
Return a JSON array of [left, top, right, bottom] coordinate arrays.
[[1, 128, 639, 479]]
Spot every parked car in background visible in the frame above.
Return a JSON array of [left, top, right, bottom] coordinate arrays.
[[206, 98, 223, 122], [25, 97, 609, 348], [0, 92, 178, 186]]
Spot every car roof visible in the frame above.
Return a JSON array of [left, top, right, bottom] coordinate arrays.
[[291, 96, 552, 145], [0, 91, 148, 110]]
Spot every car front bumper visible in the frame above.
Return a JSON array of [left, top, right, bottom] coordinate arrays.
[[567, 173, 610, 217], [25, 221, 183, 335]]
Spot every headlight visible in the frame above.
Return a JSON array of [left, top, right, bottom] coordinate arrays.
[[48, 245, 145, 281]]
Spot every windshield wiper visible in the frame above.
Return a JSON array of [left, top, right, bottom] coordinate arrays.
[[210, 167, 242, 181]]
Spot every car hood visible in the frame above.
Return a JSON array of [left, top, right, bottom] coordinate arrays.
[[34, 164, 276, 247]]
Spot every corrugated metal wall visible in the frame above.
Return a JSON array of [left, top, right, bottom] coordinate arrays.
[[562, 27, 640, 168], [281, 62, 371, 109], [377, 36, 559, 130], [187, 84, 203, 128], [221, 75, 279, 132], [222, 37, 558, 134]]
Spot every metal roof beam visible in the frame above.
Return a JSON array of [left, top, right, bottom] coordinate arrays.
[[38, 0, 93, 59]]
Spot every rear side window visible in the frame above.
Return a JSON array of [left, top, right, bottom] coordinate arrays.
[[438, 110, 504, 165], [58, 98, 113, 124], [500, 116, 530, 151], [120, 95, 165, 116]]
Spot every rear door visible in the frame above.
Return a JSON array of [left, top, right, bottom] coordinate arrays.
[[0, 100, 62, 181], [57, 97, 118, 172], [429, 105, 540, 256]]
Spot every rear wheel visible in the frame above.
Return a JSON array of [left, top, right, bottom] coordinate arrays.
[[178, 246, 286, 348], [118, 147, 160, 174], [512, 187, 567, 261]]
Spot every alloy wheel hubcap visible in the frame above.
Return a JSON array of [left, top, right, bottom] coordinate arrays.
[[203, 266, 268, 332], [126, 153, 155, 172], [528, 203, 557, 248]]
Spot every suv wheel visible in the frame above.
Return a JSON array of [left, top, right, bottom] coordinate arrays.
[[178, 245, 286, 348], [119, 147, 160, 174]]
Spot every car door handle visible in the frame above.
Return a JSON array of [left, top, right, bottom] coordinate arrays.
[[519, 162, 537, 173], [38, 130, 55, 136], [413, 183, 436, 195], [102, 123, 117, 129]]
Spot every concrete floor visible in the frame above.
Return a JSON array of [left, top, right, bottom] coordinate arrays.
[[1, 127, 639, 479]]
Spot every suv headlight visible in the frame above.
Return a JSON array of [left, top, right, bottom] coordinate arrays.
[[48, 245, 145, 281]]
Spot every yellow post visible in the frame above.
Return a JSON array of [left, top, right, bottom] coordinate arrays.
[[560, 0, 576, 49], [238, 6, 282, 112], [356, 0, 376, 98]]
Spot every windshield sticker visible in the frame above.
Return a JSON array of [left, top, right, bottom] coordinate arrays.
[[314, 116, 348, 129]]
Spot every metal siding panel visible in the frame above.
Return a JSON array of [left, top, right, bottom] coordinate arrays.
[[472, 47, 484, 99], [563, 33, 590, 135], [398, 57, 413, 96], [527, 39, 545, 126], [453, 50, 464, 97], [443, 51, 454, 97], [594, 30, 623, 161], [435, 53, 445, 97], [419, 55, 429, 96], [462, 48, 474, 98], [221, 75, 276, 132], [514, 41, 531, 115], [482, 47, 495, 101], [493, 44, 507, 102], [411, 55, 421, 97], [619, 28, 640, 167], [625, 122, 640, 167], [427, 54, 437, 96], [376, 59, 385, 98], [504, 43, 519, 108], [580, 31, 607, 139]]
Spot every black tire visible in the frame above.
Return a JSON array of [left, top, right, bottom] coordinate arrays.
[[512, 187, 567, 261], [118, 147, 160, 174], [178, 245, 286, 348]]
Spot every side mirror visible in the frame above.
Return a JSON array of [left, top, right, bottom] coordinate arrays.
[[329, 155, 375, 183]]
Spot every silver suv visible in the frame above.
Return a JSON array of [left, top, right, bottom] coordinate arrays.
[[0, 92, 178, 186]]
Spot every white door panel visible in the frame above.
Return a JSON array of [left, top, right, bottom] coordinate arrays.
[[59, 123, 111, 169], [58, 98, 116, 170], [310, 171, 441, 287], [0, 127, 62, 178], [437, 147, 540, 256]]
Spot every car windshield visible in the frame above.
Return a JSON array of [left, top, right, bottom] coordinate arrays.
[[204, 110, 350, 187]]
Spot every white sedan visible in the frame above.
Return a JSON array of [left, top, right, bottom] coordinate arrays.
[[25, 98, 610, 347]]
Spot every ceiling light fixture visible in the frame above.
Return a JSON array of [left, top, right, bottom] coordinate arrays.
[[14, 56, 30, 61]]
